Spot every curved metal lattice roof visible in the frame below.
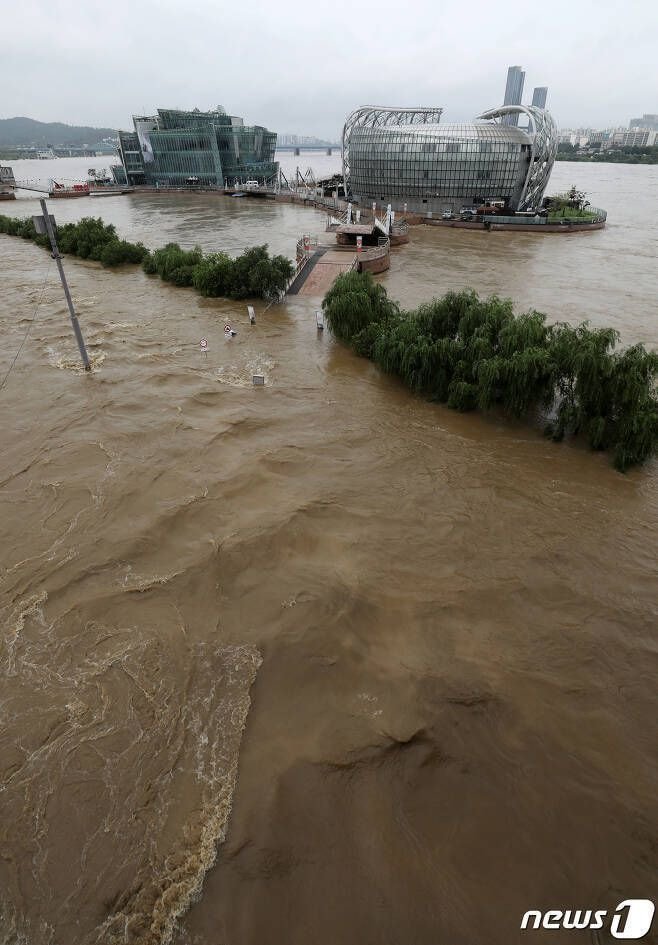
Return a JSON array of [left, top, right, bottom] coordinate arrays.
[[342, 102, 558, 210], [352, 123, 532, 143], [477, 105, 559, 209], [342, 107, 444, 194]]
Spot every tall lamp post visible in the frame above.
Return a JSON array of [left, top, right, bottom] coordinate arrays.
[[35, 198, 91, 372]]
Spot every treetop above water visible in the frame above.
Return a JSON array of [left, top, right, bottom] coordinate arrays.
[[0, 214, 294, 301], [322, 271, 658, 472]]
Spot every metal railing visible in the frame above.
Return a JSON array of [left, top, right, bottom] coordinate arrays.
[[295, 235, 319, 257], [285, 236, 321, 295], [284, 256, 310, 294], [326, 212, 348, 229], [359, 239, 390, 261]]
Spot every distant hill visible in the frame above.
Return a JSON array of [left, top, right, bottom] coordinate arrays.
[[0, 117, 118, 148]]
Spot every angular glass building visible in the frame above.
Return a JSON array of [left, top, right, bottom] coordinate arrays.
[[502, 66, 525, 126], [342, 104, 558, 215], [114, 107, 278, 188]]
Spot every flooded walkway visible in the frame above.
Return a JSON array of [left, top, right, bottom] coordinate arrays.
[[296, 248, 356, 296]]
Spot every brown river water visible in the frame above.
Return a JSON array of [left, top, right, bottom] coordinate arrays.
[[0, 161, 657, 945]]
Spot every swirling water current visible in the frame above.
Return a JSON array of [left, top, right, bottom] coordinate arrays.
[[0, 158, 656, 945]]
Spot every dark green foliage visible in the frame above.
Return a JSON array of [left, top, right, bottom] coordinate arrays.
[[230, 245, 269, 299], [323, 271, 399, 351], [99, 239, 148, 267], [56, 217, 117, 260], [557, 145, 658, 165], [0, 214, 147, 268], [192, 252, 235, 296], [228, 245, 294, 300], [190, 245, 293, 300], [447, 380, 478, 411], [322, 272, 658, 471], [0, 214, 18, 235], [254, 252, 295, 300], [0, 216, 294, 301], [0, 214, 41, 242], [144, 243, 204, 282], [141, 252, 158, 275]]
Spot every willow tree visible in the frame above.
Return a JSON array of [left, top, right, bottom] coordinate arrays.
[[321, 273, 658, 471], [323, 270, 399, 347]]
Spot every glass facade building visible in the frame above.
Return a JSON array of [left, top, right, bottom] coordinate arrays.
[[115, 107, 277, 188], [503, 66, 525, 126], [342, 105, 558, 215]]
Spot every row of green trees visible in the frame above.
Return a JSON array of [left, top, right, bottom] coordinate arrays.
[[0, 215, 294, 300], [0, 214, 148, 267], [142, 243, 294, 299], [557, 145, 658, 165], [322, 272, 657, 471]]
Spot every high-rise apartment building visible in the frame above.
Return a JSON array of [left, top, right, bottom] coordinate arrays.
[[503, 66, 525, 125], [629, 114, 658, 131]]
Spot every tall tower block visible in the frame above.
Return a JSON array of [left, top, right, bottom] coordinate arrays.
[[503, 65, 525, 125]]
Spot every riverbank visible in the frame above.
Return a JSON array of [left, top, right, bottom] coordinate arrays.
[[557, 149, 658, 164]]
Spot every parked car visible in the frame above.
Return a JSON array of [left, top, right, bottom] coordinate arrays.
[[441, 209, 454, 220], [459, 207, 477, 221]]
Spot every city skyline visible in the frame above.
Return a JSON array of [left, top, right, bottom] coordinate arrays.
[[2, 0, 656, 139], [2, 112, 656, 153]]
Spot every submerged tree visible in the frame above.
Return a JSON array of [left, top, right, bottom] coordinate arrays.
[[322, 273, 658, 471], [0, 215, 294, 301], [0, 214, 147, 265], [323, 270, 399, 347]]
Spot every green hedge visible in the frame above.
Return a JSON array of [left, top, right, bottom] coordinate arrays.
[[0, 214, 148, 265], [322, 272, 658, 471], [0, 215, 294, 301]]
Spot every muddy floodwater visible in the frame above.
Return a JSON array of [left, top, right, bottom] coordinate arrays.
[[0, 162, 657, 945]]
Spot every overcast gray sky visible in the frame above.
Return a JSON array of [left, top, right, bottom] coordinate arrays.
[[3, 0, 656, 135]]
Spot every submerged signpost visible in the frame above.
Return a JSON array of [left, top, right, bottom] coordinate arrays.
[[34, 198, 91, 372]]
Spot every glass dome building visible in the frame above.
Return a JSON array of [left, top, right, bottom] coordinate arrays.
[[342, 104, 558, 214]]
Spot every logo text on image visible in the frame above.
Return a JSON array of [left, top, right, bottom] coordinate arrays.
[[520, 900, 655, 939]]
